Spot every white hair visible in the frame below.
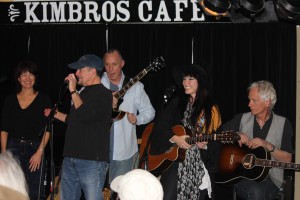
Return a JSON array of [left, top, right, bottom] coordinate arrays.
[[0, 151, 28, 197], [248, 80, 277, 109]]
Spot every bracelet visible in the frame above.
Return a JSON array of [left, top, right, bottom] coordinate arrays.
[[269, 144, 276, 152], [70, 91, 77, 95]]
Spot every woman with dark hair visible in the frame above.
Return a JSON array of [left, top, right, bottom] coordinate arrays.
[[0, 61, 52, 200], [149, 64, 222, 200]]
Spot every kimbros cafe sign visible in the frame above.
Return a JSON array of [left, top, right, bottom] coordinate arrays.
[[0, 0, 205, 24]]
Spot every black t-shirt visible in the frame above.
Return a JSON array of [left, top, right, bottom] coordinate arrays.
[[63, 84, 112, 161]]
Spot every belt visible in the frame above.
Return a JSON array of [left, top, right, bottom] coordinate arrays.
[[10, 138, 35, 144]]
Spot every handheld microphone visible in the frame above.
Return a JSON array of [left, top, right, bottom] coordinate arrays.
[[163, 85, 177, 104]]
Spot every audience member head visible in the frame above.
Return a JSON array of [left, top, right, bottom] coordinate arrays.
[[110, 169, 163, 200], [0, 151, 29, 200]]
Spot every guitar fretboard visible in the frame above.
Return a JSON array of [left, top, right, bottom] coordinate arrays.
[[256, 159, 300, 170], [114, 66, 151, 99], [186, 134, 217, 144], [185, 132, 240, 144]]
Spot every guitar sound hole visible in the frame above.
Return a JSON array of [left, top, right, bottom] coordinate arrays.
[[242, 154, 256, 169]]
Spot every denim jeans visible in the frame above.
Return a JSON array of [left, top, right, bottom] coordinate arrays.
[[60, 157, 108, 200], [8, 139, 45, 200], [235, 176, 280, 200], [109, 152, 138, 183]]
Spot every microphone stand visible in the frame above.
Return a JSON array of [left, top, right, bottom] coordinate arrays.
[[47, 86, 69, 200]]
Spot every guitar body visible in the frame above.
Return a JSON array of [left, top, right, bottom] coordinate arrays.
[[215, 144, 271, 186], [111, 109, 126, 122], [139, 122, 154, 159], [139, 123, 192, 175]]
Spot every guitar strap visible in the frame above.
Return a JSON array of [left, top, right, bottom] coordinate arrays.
[[117, 76, 130, 101], [123, 76, 130, 86], [122, 76, 130, 91]]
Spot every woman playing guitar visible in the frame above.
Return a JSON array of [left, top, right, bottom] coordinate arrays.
[[149, 63, 222, 200]]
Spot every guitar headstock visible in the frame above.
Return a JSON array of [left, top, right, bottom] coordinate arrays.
[[217, 131, 241, 143], [149, 56, 166, 72]]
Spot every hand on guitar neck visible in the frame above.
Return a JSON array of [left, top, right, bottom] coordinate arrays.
[[170, 134, 208, 150]]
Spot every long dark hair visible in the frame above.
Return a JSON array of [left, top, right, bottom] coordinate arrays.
[[180, 64, 214, 134], [15, 61, 39, 93]]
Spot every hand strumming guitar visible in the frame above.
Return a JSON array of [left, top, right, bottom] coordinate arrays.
[[127, 112, 137, 125]]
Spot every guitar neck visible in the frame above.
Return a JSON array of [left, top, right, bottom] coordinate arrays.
[[256, 158, 300, 170], [185, 134, 217, 144], [114, 66, 152, 99], [185, 131, 240, 144]]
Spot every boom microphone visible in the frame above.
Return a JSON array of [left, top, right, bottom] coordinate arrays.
[[163, 85, 177, 104], [64, 80, 69, 88]]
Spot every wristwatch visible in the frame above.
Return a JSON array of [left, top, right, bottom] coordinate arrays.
[[269, 144, 276, 152], [70, 91, 77, 95]]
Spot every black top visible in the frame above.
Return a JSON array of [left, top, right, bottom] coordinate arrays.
[[222, 113, 294, 153], [1, 92, 52, 140], [63, 84, 112, 161]]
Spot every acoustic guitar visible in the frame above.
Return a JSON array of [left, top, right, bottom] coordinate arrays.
[[139, 123, 240, 175], [215, 144, 300, 186], [112, 57, 166, 122]]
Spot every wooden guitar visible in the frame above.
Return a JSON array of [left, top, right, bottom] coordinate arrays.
[[215, 144, 300, 186], [139, 123, 240, 175], [112, 56, 165, 122]]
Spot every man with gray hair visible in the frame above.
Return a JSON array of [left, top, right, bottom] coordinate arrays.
[[221, 80, 294, 200]]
